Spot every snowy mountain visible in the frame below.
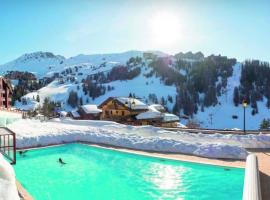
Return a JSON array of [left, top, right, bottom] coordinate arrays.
[[0, 52, 65, 78], [1, 50, 270, 130], [0, 51, 143, 78]]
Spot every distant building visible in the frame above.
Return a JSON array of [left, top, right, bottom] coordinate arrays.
[[98, 97, 179, 127], [78, 104, 102, 120], [0, 77, 13, 109], [98, 97, 148, 123], [70, 104, 102, 120], [136, 104, 179, 127], [69, 97, 179, 127], [70, 110, 81, 119]]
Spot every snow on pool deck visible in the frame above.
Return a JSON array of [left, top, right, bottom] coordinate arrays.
[[7, 118, 270, 160]]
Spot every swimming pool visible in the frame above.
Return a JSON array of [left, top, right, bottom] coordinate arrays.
[[14, 143, 244, 200]]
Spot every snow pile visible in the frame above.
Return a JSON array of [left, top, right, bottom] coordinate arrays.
[[0, 154, 20, 200], [0, 111, 21, 127], [173, 131, 270, 149], [7, 119, 250, 159]]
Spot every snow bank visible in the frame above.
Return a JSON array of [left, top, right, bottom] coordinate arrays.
[[7, 119, 250, 160], [0, 154, 20, 200]]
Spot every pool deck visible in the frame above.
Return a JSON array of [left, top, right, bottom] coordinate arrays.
[[16, 180, 33, 200]]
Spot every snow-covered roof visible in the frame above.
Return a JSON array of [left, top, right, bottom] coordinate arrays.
[[71, 111, 80, 118], [136, 106, 179, 122], [59, 111, 68, 116], [136, 110, 163, 120], [148, 104, 165, 112], [163, 113, 180, 122], [116, 97, 148, 110], [81, 104, 102, 114]]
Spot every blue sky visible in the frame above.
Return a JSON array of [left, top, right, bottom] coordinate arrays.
[[0, 0, 269, 63]]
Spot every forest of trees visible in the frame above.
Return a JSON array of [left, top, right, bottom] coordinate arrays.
[[233, 60, 270, 115], [4, 71, 43, 105], [145, 55, 236, 116]]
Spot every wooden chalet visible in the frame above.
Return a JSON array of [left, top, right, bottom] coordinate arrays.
[[78, 104, 102, 120], [70, 104, 102, 120], [0, 77, 13, 109], [136, 104, 179, 127], [98, 97, 148, 123], [98, 98, 179, 127]]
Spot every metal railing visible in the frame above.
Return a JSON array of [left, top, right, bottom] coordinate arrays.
[[0, 127, 16, 164]]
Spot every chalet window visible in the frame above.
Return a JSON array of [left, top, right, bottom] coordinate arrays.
[[122, 111, 125, 116], [116, 111, 118, 114], [111, 111, 113, 115], [105, 111, 109, 115]]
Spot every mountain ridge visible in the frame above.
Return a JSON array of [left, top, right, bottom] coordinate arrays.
[[2, 50, 270, 130]]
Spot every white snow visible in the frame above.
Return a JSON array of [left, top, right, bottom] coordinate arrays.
[[0, 111, 21, 127], [136, 104, 179, 122], [136, 109, 162, 120], [81, 104, 102, 114], [70, 111, 80, 118], [148, 104, 166, 112], [0, 154, 20, 200], [163, 113, 180, 122], [116, 97, 148, 110], [7, 119, 252, 160]]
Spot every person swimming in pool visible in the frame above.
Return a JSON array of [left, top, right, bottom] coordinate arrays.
[[19, 150, 28, 156], [58, 158, 66, 165]]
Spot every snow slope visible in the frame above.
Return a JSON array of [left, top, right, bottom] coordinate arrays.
[[0, 52, 65, 78], [194, 63, 270, 130], [8, 118, 249, 160], [0, 51, 143, 78], [16, 61, 177, 111]]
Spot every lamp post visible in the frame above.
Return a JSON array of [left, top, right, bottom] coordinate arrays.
[[242, 100, 248, 133]]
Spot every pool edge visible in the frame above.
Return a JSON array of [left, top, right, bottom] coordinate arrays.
[[16, 180, 34, 200], [17, 141, 245, 169]]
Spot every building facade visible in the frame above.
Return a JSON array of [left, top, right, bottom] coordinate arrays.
[[98, 97, 179, 127], [98, 97, 148, 123], [70, 104, 102, 120], [0, 77, 13, 109]]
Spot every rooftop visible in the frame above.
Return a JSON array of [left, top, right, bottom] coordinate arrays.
[[116, 97, 148, 110], [81, 104, 102, 114]]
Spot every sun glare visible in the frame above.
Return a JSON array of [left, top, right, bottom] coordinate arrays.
[[149, 11, 181, 46]]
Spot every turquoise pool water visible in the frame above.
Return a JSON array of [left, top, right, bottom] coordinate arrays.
[[14, 143, 244, 200]]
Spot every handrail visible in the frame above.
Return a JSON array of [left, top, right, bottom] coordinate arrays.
[[242, 154, 262, 200]]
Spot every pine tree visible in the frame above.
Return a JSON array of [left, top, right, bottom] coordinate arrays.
[[79, 97, 83, 105], [233, 87, 239, 106], [67, 91, 78, 108], [42, 97, 57, 117], [260, 118, 270, 130], [36, 95, 40, 102]]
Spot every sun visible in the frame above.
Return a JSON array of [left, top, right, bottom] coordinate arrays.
[[149, 11, 181, 46]]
